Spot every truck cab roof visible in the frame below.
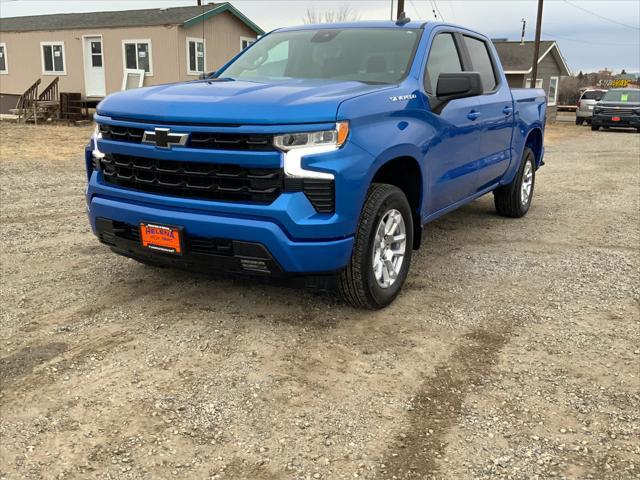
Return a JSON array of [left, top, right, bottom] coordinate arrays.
[[275, 20, 429, 32]]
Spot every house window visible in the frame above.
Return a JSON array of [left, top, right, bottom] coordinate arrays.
[[187, 38, 205, 74], [548, 76, 559, 106], [41, 42, 66, 74], [525, 78, 543, 88], [240, 37, 256, 50], [123, 40, 152, 75], [0, 43, 7, 74]]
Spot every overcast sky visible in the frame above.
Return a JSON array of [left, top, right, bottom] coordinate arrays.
[[1, 0, 638, 72]]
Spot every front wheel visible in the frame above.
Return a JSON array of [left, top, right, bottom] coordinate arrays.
[[493, 147, 535, 218], [339, 184, 413, 309], [591, 124, 600, 131]]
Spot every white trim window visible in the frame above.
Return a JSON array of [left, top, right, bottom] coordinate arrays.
[[240, 36, 256, 51], [41, 41, 66, 75], [548, 76, 559, 106], [122, 39, 152, 75], [186, 37, 206, 75], [0, 43, 7, 74], [525, 78, 543, 88]]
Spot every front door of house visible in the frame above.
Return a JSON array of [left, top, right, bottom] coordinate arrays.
[[83, 36, 105, 97]]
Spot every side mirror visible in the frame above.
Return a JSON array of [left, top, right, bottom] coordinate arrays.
[[595, 97, 602, 101], [436, 72, 483, 100]]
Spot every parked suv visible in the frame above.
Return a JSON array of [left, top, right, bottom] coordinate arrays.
[[576, 89, 606, 125], [592, 88, 640, 132]]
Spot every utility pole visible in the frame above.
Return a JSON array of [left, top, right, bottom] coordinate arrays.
[[197, 0, 202, 5], [520, 18, 526, 45], [390, 0, 394, 20], [396, 0, 405, 20], [530, 0, 543, 88]]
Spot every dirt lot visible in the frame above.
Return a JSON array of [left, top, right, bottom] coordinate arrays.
[[1, 121, 638, 480]]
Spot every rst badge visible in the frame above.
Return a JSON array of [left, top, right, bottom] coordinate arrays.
[[389, 94, 417, 102]]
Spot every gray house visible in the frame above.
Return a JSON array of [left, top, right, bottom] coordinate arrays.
[[492, 40, 570, 121]]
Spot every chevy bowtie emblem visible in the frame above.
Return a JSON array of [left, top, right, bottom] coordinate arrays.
[[142, 128, 189, 149]]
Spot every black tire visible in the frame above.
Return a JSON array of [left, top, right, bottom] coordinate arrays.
[[338, 183, 413, 309], [586, 119, 592, 125], [591, 124, 599, 131], [493, 147, 535, 218], [576, 117, 584, 125]]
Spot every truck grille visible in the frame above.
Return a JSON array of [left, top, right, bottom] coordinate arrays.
[[99, 153, 283, 204], [598, 107, 635, 116], [99, 124, 275, 151]]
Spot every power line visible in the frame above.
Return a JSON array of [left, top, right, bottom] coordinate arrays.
[[542, 30, 639, 47], [562, 0, 640, 31], [407, 0, 422, 18], [432, 0, 446, 21], [428, 0, 440, 20]]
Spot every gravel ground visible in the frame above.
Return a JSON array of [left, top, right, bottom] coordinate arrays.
[[0, 121, 638, 480]]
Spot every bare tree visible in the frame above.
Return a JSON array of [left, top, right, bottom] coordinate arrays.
[[303, 5, 361, 24]]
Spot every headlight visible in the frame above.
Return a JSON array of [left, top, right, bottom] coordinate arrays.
[[274, 121, 349, 151], [91, 123, 105, 163]]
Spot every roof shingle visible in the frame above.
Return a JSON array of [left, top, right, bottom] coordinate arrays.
[[492, 40, 556, 72], [0, 4, 223, 32]]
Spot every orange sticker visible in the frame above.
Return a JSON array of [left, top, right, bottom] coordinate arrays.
[[140, 223, 182, 254]]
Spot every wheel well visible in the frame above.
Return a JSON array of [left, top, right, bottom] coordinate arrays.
[[371, 156, 423, 249], [525, 128, 543, 166]]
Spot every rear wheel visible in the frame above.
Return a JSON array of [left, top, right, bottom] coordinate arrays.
[[493, 147, 535, 218], [576, 117, 584, 125], [591, 124, 600, 131], [339, 183, 413, 309]]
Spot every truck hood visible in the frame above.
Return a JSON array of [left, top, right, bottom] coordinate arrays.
[[97, 79, 391, 125]]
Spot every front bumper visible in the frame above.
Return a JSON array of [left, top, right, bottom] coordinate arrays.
[[88, 193, 354, 274], [592, 114, 640, 128]]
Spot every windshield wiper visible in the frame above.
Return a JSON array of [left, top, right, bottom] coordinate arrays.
[[358, 80, 393, 85], [206, 77, 235, 83]]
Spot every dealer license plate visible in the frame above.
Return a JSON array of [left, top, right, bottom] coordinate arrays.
[[612, 116, 621, 122], [140, 223, 183, 255]]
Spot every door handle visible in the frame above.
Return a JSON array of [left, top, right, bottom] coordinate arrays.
[[467, 110, 481, 121], [502, 106, 514, 115]]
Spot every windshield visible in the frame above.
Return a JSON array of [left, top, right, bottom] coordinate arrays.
[[581, 90, 606, 100], [220, 28, 422, 84], [601, 89, 640, 102]]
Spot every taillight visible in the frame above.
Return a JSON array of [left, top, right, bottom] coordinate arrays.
[[577, 100, 581, 108]]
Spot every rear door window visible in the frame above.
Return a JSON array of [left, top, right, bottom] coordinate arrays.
[[424, 33, 463, 95], [462, 35, 497, 92]]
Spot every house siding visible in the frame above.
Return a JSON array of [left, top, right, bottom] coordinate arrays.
[[0, 11, 256, 100], [178, 12, 257, 77]]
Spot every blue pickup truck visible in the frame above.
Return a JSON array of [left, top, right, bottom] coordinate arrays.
[[86, 20, 546, 309]]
